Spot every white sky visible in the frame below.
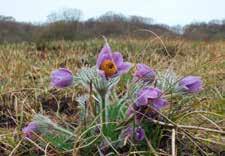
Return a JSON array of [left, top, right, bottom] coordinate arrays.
[[0, 0, 225, 26]]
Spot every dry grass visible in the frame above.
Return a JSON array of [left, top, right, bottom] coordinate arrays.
[[0, 38, 225, 155]]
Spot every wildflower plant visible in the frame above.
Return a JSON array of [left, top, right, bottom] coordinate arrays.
[[23, 40, 207, 155]]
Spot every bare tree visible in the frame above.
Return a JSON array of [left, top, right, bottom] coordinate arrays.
[[129, 15, 154, 25], [0, 15, 15, 22], [47, 8, 83, 23]]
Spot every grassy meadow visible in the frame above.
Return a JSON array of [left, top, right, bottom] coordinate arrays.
[[0, 38, 225, 155]]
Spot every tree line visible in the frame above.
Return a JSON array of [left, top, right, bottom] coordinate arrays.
[[0, 8, 225, 43]]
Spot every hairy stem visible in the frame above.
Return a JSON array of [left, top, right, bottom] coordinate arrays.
[[100, 94, 107, 134]]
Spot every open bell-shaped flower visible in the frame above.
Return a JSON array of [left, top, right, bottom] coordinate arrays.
[[96, 44, 132, 78]]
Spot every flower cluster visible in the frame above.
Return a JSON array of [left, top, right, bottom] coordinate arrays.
[[23, 42, 203, 148], [94, 43, 202, 142]]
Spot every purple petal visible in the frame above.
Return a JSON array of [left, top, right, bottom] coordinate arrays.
[[112, 52, 123, 66], [179, 76, 201, 86], [50, 68, 73, 88], [153, 98, 168, 110], [186, 81, 202, 93], [136, 87, 162, 106], [134, 63, 156, 81], [96, 44, 112, 68], [136, 92, 149, 106], [138, 87, 161, 99], [117, 62, 132, 75], [22, 122, 38, 138]]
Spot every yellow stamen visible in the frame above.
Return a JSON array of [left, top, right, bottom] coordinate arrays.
[[100, 59, 117, 77]]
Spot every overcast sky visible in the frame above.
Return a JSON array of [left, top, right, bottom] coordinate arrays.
[[0, 0, 225, 26]]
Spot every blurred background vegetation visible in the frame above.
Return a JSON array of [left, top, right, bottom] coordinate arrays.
[[0, 8, 225, 43]]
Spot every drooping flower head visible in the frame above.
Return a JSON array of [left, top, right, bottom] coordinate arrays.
[[179, 76, 203, 93], [96, 44, 132, 78], [50, 68, 73, 88], [22, 122, 38, 138], [133, 63, 156, 82], [136, 87, 167, 109], [128, 87, 167, 123], [136, 87, 162, 106]]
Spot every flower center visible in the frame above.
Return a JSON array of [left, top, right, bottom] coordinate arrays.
[[100, 59, 117, 77]]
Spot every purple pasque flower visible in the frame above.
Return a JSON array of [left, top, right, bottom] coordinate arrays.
[[135, 127, 145, 141], [133, 63, 156, 82], [127, 88, 168, 124], [50, 68, 73, 88], [179, 76, 203, 93], [136, 87, 167, 110], [96, 43, 132, 78], [22, 122, 38, 138], [136, 87, 161, 106]]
